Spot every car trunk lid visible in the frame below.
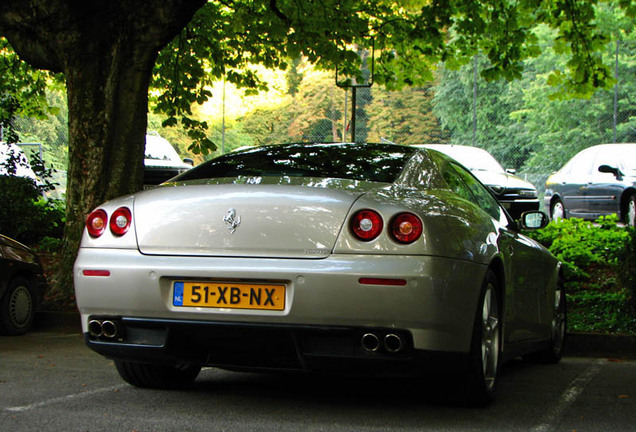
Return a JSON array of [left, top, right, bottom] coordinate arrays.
[[134, 181, 375, 258]]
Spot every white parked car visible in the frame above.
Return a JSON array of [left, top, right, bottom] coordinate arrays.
[[0, 142, 37, 181], [143, 133, 193, 185], [420, 145, 540, 219]]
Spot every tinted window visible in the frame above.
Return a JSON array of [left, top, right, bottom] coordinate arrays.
[[563, 147, 597, 176], [174, 143, 416, 183], [595, 145, 636, 174], [443, 162, 503, 220]]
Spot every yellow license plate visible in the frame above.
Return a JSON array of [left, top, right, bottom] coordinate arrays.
[[173, 281, 285, 311]]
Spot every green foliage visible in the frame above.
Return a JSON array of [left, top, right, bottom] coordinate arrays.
[[432, 3, 635, 173], [33, 235, 63, 253], [13, 89, 69, 171], [567, 290, 636, 334], [0, 38, 63, 144], [620, 229, 636, 312], [528, 215, 629, 280], [0, 175, 65, 244], [367, 85, 450, 144], [144, 0, 632, 155], [527, 216, 636, 334], [0, 151, 65, 245]]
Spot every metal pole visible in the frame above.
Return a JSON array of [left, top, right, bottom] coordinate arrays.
[[222, 76, 226, 154], [343, 90, 347, 142], [351, 87, 357, 142], [613, 40, 619, 144], [473, 55, 477, 147]]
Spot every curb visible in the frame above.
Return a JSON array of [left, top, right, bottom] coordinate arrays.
[[565, 332, 636, 359], [33, 310, 81, 332], [33, 311, 636, 359]]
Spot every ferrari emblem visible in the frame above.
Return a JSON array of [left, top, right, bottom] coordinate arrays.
[[223, 208, 241, 234]]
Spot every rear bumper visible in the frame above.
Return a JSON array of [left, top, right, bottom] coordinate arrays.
[[84, 317, 469, 376], [74, 248, 487, 366]]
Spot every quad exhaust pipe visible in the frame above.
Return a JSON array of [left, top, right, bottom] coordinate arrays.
[[361, 333, 381, 352], [88, 319, 123, 340], [361, 332, 405, 353]]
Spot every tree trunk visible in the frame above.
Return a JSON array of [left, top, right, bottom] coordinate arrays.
[[58, 37, 158, 294], [0, 0, 206, 294]]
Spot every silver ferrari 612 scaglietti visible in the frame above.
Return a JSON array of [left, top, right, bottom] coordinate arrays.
[[74, 142, 565, 405]]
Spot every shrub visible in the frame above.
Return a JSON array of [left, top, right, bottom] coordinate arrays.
[[0, 152, 65, 245], [620, 228, 636, 313], [526, 216, 636, 334], [527, 215, 629, 283], [0, 175, 65, 244]]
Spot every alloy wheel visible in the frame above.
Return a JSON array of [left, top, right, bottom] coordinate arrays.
[[551, 286, 566, 356], [627, 196, 636, 227], [481, 284, 500, 391], [551, 200, 564, 222]]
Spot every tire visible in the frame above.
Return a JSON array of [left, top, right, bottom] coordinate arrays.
[[0, 276, 36, 335], [525, 279, 566, 364], [625, 194, 636, 228], [550, 198, 565, 222], [114, 360, 201, 389], [463, 270, 501, 406]]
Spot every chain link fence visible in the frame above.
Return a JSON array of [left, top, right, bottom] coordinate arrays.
[[227, 40, 635, 211]]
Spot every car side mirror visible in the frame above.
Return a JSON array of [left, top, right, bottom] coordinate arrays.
[[519, 211, 549, 230], [183, 158, 194, 166], [598, 164, 622, 179], [505, 168, 517, 175]]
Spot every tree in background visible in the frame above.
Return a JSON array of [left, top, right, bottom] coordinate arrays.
[[1, 0, 205, 293], [433, 58, 536, 170], [1, 0, 631, 293], [432, 2, 635, 173], [288, 67, 346, 143], [367, 86, 450, 145]]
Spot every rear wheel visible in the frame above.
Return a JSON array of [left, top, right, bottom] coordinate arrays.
[[114, 360, 201, 389], [463, 270, 501, 406], [0, 276, 36, 335], [625, 194, 636, 227], [550, 198, 565, 222]]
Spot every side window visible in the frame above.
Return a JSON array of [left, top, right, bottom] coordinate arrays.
[[441, 162, 475, 202], [567, 147, 597, 176], [443, 162, 503, 220], [592, 149, 619, 178]]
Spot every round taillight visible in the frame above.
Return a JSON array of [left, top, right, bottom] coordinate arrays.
[[110, 207, 132, 236], [391, 213, 423, 244], [351, 210, 383, 241], [86, 209, 108, 238]]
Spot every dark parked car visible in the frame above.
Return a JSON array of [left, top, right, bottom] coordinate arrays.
[[544, 143, 636, 226], [421, 145, 540, 219], [0, 234, 48, 335], [143, 133, 193, 186]]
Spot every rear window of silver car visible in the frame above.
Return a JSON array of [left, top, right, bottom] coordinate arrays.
[[174, 143, 418, 183]]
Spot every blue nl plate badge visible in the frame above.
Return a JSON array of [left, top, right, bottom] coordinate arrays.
[[173, 282, 184, 306]]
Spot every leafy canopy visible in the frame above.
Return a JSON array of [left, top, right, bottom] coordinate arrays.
[[3, 0, 632, 152], [148, 0, 631, 154]]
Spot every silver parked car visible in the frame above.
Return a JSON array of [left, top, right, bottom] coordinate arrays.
[[74, 142, 564, 405], [545, 143, 636, 226]]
